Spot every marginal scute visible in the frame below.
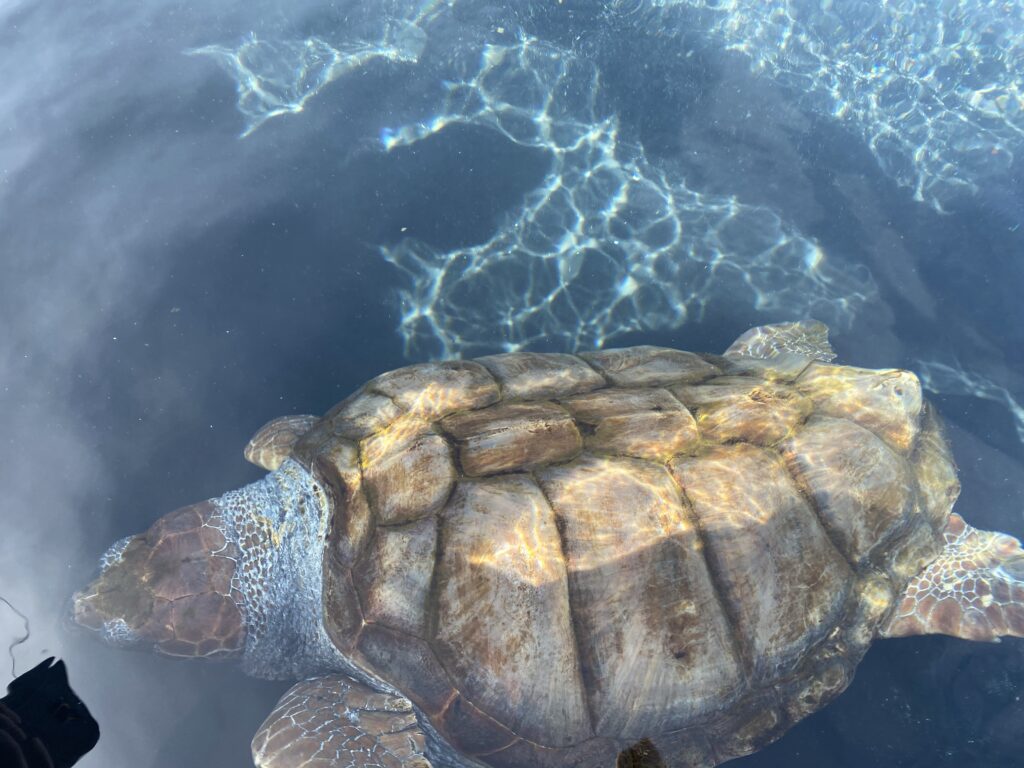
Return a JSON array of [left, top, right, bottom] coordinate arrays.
[[782, 416, 916, 565], [368, 360, 499, 420], [313, 439, 371, 569], [484, 736, 621, 768], [353, 517, 437, 638], [671, 444, 851, 682], [561, 388, 699, 461], [881, 512, 945, 583], [911, 403, 960, 533], [321, 569, 363, 656], [794, 363, 922, 452], [715, 352, 815, 381], [325, 390, 403, 440], [646, 729, 714, 768], [708, 694, 787, 765], [777, 657, 851, 724], [844, 572, 897, 652], [438, 694, 518, 756], [476, 351, 606, 400], [673, 379, 812, 446], [433, 475, 590, 746], [440, 402, 582, 476], [289, 420, 338, 468], [355, 625, 454, 715], [580, 346, 719, 387], [244, 415, 319, 470], [536, 454, 743, 739], [361, 425, 455, 525]]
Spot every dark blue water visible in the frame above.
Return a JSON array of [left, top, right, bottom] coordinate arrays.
[[1, 1, 1022, 766]]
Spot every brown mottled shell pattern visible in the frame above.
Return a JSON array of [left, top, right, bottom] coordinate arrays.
[[282, 345, 957, 767]]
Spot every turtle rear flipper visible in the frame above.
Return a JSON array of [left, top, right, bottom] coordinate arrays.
[[882, 513, 1024, 641], [244, 415, 319, 471], [252, 674, 432, 768]]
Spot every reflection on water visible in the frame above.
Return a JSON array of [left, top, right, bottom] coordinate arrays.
[[201, 0, 1024, 209], [379, 36, 874, 358], [918, 360, 1024, 445], [629, 0, 1024, 211], [195, 16, 880, 358], [188, 21, 427, 137]]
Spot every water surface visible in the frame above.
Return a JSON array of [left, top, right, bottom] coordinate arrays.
[[1, 1, 1022, 766]]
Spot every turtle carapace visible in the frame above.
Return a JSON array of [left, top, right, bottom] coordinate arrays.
[[72, 322, 1024, 768]]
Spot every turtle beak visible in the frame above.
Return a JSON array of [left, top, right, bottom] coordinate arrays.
[[71, 533, 151, 648], [71, 501, 246, 659]]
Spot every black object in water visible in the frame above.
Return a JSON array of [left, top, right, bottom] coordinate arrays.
[[0, 658, 99, 768]]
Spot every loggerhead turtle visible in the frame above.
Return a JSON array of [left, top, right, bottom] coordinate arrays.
[[72, 321, 1024, 768]]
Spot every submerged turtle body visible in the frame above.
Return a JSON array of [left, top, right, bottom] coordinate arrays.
[[74, 322, 1024, 768], [245, 325, 956, 766]]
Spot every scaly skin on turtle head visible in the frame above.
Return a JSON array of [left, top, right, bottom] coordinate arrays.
[[73, 461, 351, 681], [71, 500, 246, 659]]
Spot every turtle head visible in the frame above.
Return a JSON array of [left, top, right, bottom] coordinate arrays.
[[72, 461, 342, 679], [71, 499, 246, 659]]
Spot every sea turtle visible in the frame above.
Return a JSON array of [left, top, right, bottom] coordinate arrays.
[[72, 321, 1024, 768]]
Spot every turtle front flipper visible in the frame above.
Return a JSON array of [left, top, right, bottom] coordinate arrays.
[[252, 674, 432, 768], [882, 513, 1024, 641], [725, 320, 836, 362], [244, 415, 319, 471]]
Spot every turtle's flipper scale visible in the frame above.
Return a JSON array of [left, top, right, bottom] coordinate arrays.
[[881, 514, 1024, 641], [252, 674, 432, 768], [725, 320, 836, 362]]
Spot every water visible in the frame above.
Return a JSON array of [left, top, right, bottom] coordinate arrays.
[[0, 0, 1022, 766]]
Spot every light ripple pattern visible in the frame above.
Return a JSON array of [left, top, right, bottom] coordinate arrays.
[[918, 360, 1024, 445], [188, 18, 429, 137], [381, 36, 876, 358], [637, 0, 1024, 210]]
